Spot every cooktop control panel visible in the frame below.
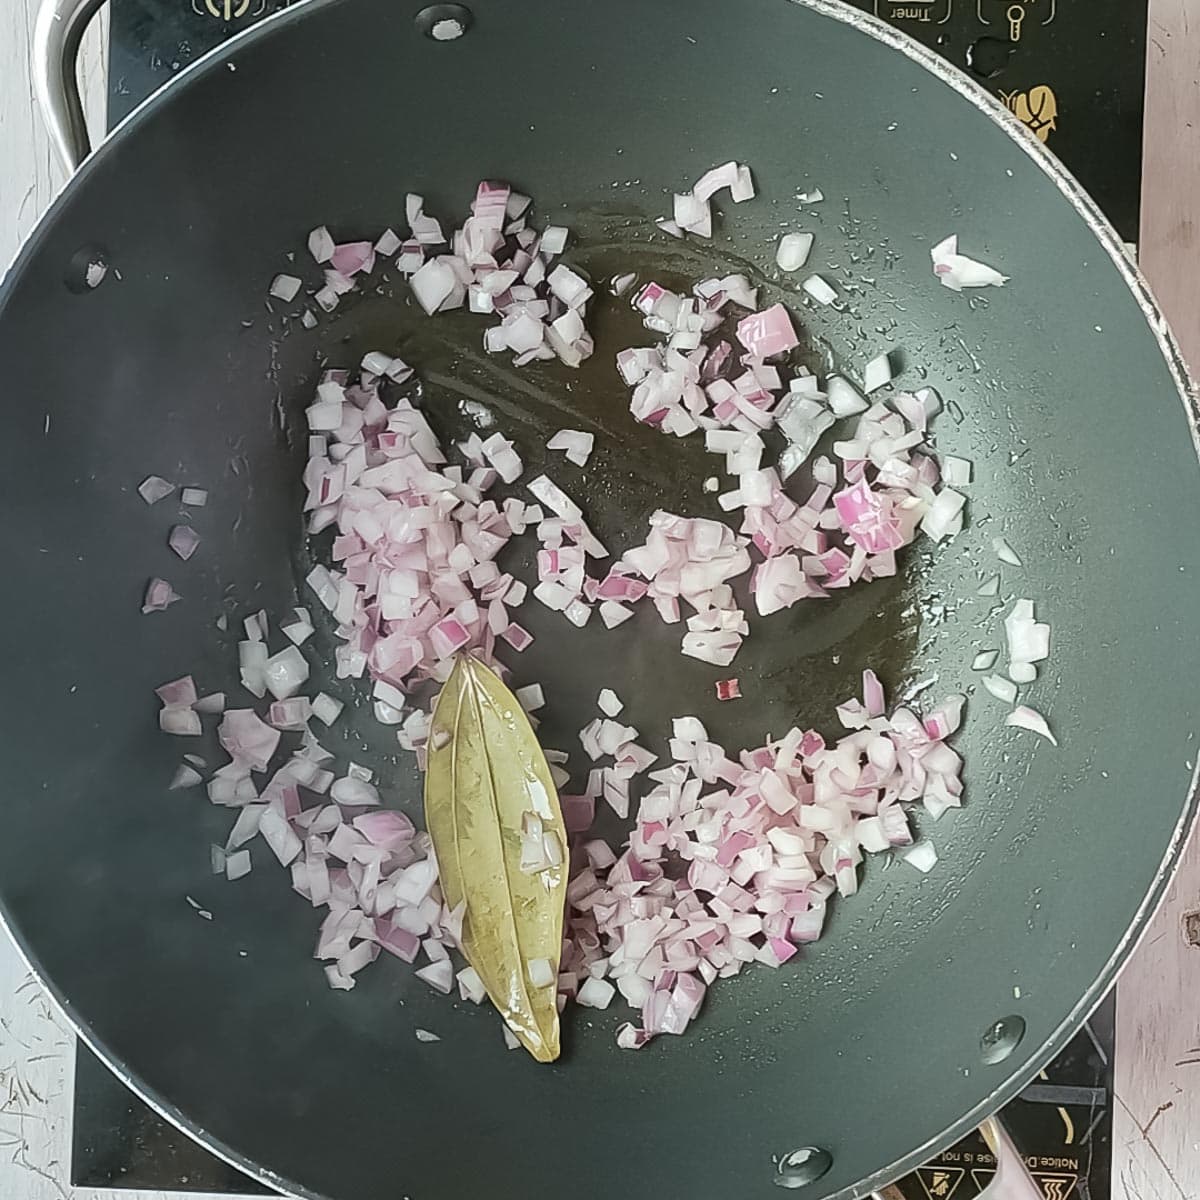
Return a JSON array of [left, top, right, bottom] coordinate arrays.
[[844, 0, 1148, 239], [109, 0, 1147, 240]]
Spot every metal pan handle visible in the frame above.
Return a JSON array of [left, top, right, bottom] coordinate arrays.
[[32, 0, 108, 173]]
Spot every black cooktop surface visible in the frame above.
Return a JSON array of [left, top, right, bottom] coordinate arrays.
[[85, 0, 1140, 1192]]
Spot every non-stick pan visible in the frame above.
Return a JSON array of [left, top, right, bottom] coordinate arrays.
[[3, 0, 1198, 1198]]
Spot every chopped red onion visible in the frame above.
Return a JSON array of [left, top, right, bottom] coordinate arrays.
[[715, 678, 741, 701]]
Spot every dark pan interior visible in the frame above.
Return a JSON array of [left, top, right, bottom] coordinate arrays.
[[0, 0, 1197, 1198]]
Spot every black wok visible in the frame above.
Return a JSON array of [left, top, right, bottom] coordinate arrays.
[[2, 0, 1198, 1198]]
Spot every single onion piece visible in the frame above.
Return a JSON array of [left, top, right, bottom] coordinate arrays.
[[515, 683, 545, 713], [982, 674, 1018, 704], [138, 475, 175, 505], [930, 234, 1008, 291], [735, 304, 798, 358], [1006, 705, 1057, 745], [715, 678, 741, 701], [993, 536, 1022, 566], [159, 707, 201, 736], [546, 428, 595, 467], [900, 841, 939, 873], [155, 676, 197, 707], [802, 274, 838, 305], [169, 763, 203, 789], [862, 352, 893, 394], [168, 525, 201, 561], [180, 487, 208, 507], [263, 646, 310, 701], [414, 1029, 441, 1043], [577, 977, 616, 1009], [308, 226, 335, 263], [142, 578, 180, 614], [942, 456, 972, 487], [972, 649, 999, 671], [597, 688, 623, 717], [269, 274, 302, 302], [415, 959, 454, 995], [225, 850, 252, 881], [775, 232, 814, 272]]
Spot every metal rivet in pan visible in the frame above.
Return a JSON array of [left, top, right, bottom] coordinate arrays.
[[64, 245, 109, 293], [980, 1014, 1026, 1064], [414, 4, 473, 40], [773, 1146, 833, 1189]]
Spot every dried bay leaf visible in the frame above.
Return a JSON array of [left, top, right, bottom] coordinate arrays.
[[424, 655, 568, 1062]]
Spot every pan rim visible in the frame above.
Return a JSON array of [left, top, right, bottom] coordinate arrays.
[[1, 0, 1197, 1198]]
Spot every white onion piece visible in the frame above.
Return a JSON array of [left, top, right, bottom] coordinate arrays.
[[775, 232, 814, 272], [931, 234, 1008, 291], [269, 274, 302, 302], [180, 487, 208, 507], [1006, 705, 1057, 745], [168, 525, 200, 560], [598, 689, 623, 717], [900, 841, 939, 873], [138, 475, 175, 505], [263, 647, 309, 700], [142, 578, 180, 614], [825, 375, 866, 416], [993, 536, 1022, 566], [1009, 662, 1037, 684], [982, 674, 1018, 704], [972, 650, 999, 671], [308, 226, 335, 263], [862, 352, 893, 393], [414, 1029, 441, 1043], [942, 456, 972, 486], [977, 574, 1001, 597], [169, 763, 203, 788], [576, 977, 616, 1009], [415, 960, 453, 994], [225, 850, 252, 881], [547, 428, 595, 467], [802, 274, 838, 305]]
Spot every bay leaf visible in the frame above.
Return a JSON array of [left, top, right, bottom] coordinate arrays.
[[424, 654, 568, 1062]]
